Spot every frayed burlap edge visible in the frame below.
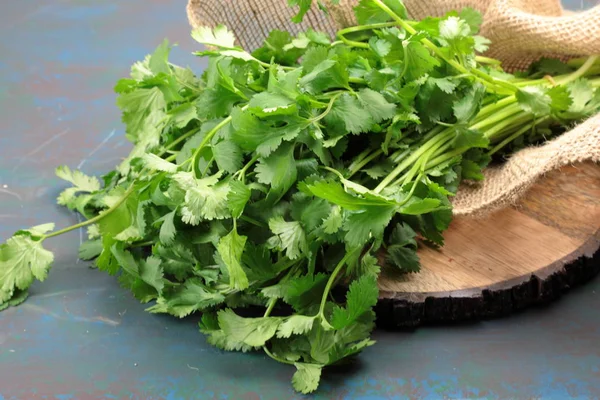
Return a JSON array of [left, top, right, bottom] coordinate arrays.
[[452, 114, 600, 215]]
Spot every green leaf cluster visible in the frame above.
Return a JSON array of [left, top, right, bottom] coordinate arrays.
[[2, 0, 599, 394]]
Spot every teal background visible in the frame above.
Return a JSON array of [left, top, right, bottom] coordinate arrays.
[[0, 1, 599, 398]]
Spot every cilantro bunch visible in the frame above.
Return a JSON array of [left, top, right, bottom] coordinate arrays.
[[2, 0, 599, 393]]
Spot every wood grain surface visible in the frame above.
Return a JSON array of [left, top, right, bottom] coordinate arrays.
[[376, 162, 600, 327]]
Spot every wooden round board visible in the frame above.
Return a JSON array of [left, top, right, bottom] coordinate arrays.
[[375, 161, 600, 328]]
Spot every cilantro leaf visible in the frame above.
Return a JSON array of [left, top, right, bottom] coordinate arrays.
[[227, 180, 251, 218], [548, 85, 573, 112], [213, 140, 243, 174], [330, 274, 379, 329], [399, 197, 444, 215], [268, 67, 303, 100], [288, 0, 314, 23], [325, 93, 373, 134], [386, 223, 420, 273], [357, 88, 397, 123], [292, 363, 323, 394], [56, 165, 101, 192], [461, 158, 485, 181], [148, 279, 225, 317], [277, 315, 316, 338], [142, 154, 178, 173], [0, 234, 54, 305], [322, 205, 343, 234], [452, 127, 489, 149], [439, 16, 471, 40], [252, 30, 304, 65], [218, 308, 281, 347], [191, 25, 236, 48], [348, 252, 381, 278], [291, 196, 331, 232], [355, 0, 407, 25], [79, 239, 103, 261], [170, 102, 198, 128], [459, 8, 483, 33], [386, 245, 420, 273], [403, 40, 440, 81], [517, 86, 552, 115], [116, 87, 166, 145], [0, 288, 28, 312], [299, 58, 349, 94], [430, 77, 458, 94], [344, 205, 396, 246], [453, 83, 485, 123], [56, 165, 101, 210], [567, 79, 595, 113], [248, 92, 297, 117], [217, 229, 249, 290], [159, 210, 177, 245], [268, 217, 308, 260], [174, 172, 231, 224], [263, 273, 328, 313], [111, 245, 164, 300], [300, 46, 329, 73], [230, 107, 308, 157], [256, 142, 298, 201], [307, 180, 396, 210]]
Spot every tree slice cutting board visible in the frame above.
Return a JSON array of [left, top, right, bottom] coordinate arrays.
[[375, 161, 600, 328]]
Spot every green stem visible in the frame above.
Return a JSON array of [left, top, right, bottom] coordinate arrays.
[[401, 132, 453, 186], [189, 116, 234, 168], [263, 346, 295, 365], [556, 55, 598, 85], [488, 117, 548, 155], [310, 93, 341, 123], [567, 56, 600, 69], [130, 240, 154, 248], [349, 77, 367, 85], [240, 215, 266, 228], [471, 102, 521, 131], [348, 149, 383, 178], [390, 147, 411, 164], [476, 56, 502, 66], [396, 172, 424, 207], [188, 105, 248, 172], [237, 154, 260, 182], [338, 37, 369, 49], [473, 96, 516, 123], [202, 157, 215, 177], [158, 127, 201, 157], [336, 21, 417, 49], [423, 147, 467, 171], [337, 22, 398, 37], [483, 111, 531, 140], [374, 129, 454, 193], [264, 298, 277, 317], [318, 248, 360, 319], [43, 184, 136, 240]]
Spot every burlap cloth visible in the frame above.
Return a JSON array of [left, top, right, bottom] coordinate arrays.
[[186, 0, 600, 216]]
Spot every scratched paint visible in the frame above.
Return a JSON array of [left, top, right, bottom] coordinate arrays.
[[1, 0, 599, 399]]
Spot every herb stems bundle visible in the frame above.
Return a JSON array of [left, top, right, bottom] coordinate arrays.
[[1, 0, 599, 393]]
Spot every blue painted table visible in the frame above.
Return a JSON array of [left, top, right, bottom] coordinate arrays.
[[1, 1, 599, 399]]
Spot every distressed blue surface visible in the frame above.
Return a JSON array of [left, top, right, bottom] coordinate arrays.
[[0, 0, 599, 398]]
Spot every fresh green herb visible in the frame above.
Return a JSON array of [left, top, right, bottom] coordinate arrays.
[[1, 0, 599, 393]]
